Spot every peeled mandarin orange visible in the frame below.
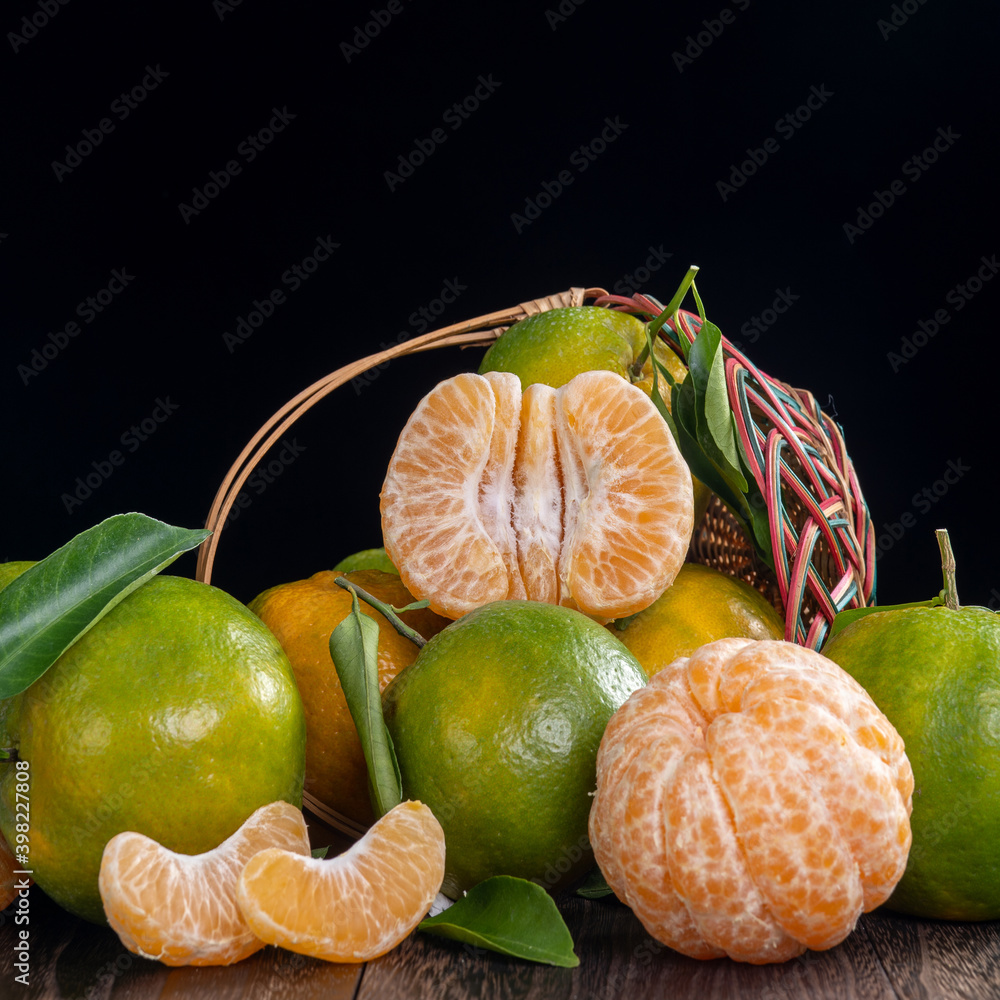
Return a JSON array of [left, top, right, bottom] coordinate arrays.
[[380, 369, 694, 621], [236, 800, 445, 963], [589, 638, 913, 964], [98, 800, 311, 966]]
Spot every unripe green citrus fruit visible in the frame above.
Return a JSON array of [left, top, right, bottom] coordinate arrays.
[[822, 605, 1000, 920], [382, 600, 648, 898], [0, 575, 306, 924]]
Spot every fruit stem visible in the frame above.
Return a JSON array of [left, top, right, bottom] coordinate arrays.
[[646, 264, 700, 341], [935, 528, 960, 610], [334, 576, 428, 648], [629, 342, 650, 380]]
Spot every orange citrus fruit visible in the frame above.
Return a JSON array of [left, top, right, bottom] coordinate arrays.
[[614, 563, 785, 675], [236, 799, 445, 963], [822, 603, 1000, 919], [589, 638, 913, 963], [99, 800, 311, 966], [380, 369, 694, 621], [249, 570, 448, 827], [382, 600, 648, 897]]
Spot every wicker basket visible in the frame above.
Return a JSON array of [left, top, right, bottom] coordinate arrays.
[[194, 285, 876, 834]]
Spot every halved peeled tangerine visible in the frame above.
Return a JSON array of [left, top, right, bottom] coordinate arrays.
[[588, 638, 914, 964], [380, 369, 695, 621], [98, 800, 311, 966]]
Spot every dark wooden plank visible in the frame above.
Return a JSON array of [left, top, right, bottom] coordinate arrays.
[[860, 911, 1000, 1000], [356, 894, 907, 1000], [6, 875, 999, 999], [0, 885, 363, 1000], [356, 892, 999, 1000], [560, 894, 903, 1000]]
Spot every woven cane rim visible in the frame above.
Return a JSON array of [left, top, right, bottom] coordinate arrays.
[[195, 285, 874, 834]]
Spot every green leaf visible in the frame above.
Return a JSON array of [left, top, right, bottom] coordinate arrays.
[[575, 866, 614, 899], [328, 587, 402, 817], [0, 513, 210, 700], [311, 846, 330, 859], [825, 593, 946, 641], [686, 321, 745, 482], [419, 876, 579, 967]]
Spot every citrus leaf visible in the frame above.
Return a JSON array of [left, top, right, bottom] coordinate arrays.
[[825, 593, 946, 642], [311, 846, 330, 859], [575, 866, 614, 899], [0, 513, 210, 700], [686, 320, 746, 482], [419, 876, 579, 967], [329, 587, 402, 817]]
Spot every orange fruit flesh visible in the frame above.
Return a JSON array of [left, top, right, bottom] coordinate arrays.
[[98, 801, 311, 967], [381, 369, 694, 621], [236, 800, 445, 963], [589, 638, 913, 964]]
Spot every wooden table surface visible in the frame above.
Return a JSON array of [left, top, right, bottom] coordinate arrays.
[[4, 811, 998, 1000]]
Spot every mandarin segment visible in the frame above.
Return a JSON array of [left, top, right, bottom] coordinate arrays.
[[236, 800, 445, 963], [381, 372, 511, 618], [588, 638, 913, 963], [98, 801, 311, 967], [380, 369, 694, 621]]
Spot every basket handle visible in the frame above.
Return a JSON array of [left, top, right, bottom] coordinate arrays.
[[195, 286, 606, 584]]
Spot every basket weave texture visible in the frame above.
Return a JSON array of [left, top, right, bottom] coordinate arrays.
[[196, 284, 875, 650]]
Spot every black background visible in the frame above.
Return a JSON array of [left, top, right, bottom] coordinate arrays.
[[3, 0, 997, 612]]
